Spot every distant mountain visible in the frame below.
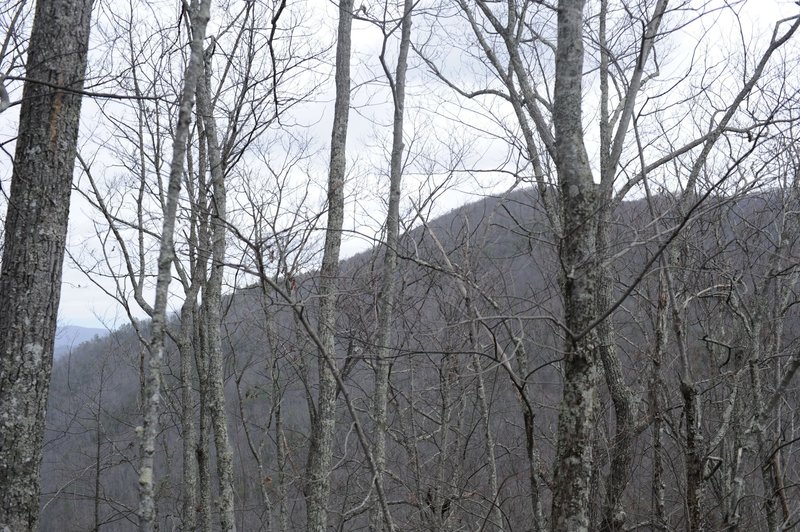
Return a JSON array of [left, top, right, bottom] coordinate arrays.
[[54, 325, 108, 358], [39, 188, 800, 531]]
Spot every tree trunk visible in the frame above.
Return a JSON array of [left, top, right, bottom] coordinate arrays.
[[196, 40, 237, 532], [682, 379, 704, 532], [370, 0, 412, 529], [94, 369, 104, 532], [472, 353, 503, 530], [305, 1, 353, 530], [196, 326, 213, 532], [178, 301, 199, 531], [176, 179, 204, 531], [596, 221, 637, 532], [137, 1, 212, 529], [0, 0, 92, 529], [550, 1, 600, 530], [651, 275, 668, 529], [276, 402, 289, 532]]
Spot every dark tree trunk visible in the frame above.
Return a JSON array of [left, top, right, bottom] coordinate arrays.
[[0, 0, 92, 529]]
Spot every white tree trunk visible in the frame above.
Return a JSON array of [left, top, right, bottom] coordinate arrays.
[[137, 1, 212, 529], [370, 0, 413, 529], [196, 40, 237, 532], [306, 1, 353, 530], [550, 1, 600, 530]]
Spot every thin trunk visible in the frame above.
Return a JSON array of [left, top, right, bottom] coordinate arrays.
[[664, 254, 705, 532], [759, 450, 779, 531], [682, 377, 704, 532], [522, 405, 544, 531], [664, 259, 704, 532], [772, 451, 789, 525], [260, 279, 287, 532], [370, 1, 413, 529], [191, 122, 213, 532], [597, 221, 637, 532], [276, 403, 289, 532], [178, 308, 199, 531], [749, 334, 779, 531], [305, 2, 353, 530], [196, 318, 213, 532], [0, 0, 92, 528], [175, 35, 208, 532], [235, 300, 276, 529], [137, 1, 211, 530], [595, 0, 668, 524], [94, 376, 104, 532], [472, 353, 503, 530], [724, 446, 744, 531], [235, 370, 272, 531], [431, 356, 454, 532], [197, 40, 237, 532], [651, 275, 668, 529], [197, 397, 213, 532], [177, 193, 203, 531], [511, 333, 544, 531]]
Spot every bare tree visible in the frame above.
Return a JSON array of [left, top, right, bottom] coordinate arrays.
[[414, 1, 800, 529], [305, 1, 355, 530], [195, 39, 237, 532], [14, 1, 800, 531], [136, 0, 212, 529], [365, 0, 415, 529]]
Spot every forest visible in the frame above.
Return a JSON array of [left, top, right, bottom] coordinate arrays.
[[1, 0, 800, 531]]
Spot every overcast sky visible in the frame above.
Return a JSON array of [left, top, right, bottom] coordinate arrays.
[[1, 0, 798, 330]]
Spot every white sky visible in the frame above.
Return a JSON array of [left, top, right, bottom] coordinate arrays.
[[1, 0, 798, 329]]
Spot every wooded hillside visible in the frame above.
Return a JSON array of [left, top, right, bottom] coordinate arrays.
[[1, 1, 799, 530], [41, 187, 800, 531]]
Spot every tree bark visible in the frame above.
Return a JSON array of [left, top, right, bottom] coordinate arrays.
[[305, 1, 353, 530], [136, 1, 212, 529], [0, 0, 92, 529], [93, 367, 104, 532], [651, 275, 668, 530], [196, 323, 213, 532], [596, 221, 637, 532], [550, 1, 600, 530], [177, 303, 199, 531], [196, 40, 237, 532], [370, 1, 413, 529]]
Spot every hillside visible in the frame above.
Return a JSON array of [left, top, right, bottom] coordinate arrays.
[[54, 326, 108, 359], [40, 187, 800, 531]]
